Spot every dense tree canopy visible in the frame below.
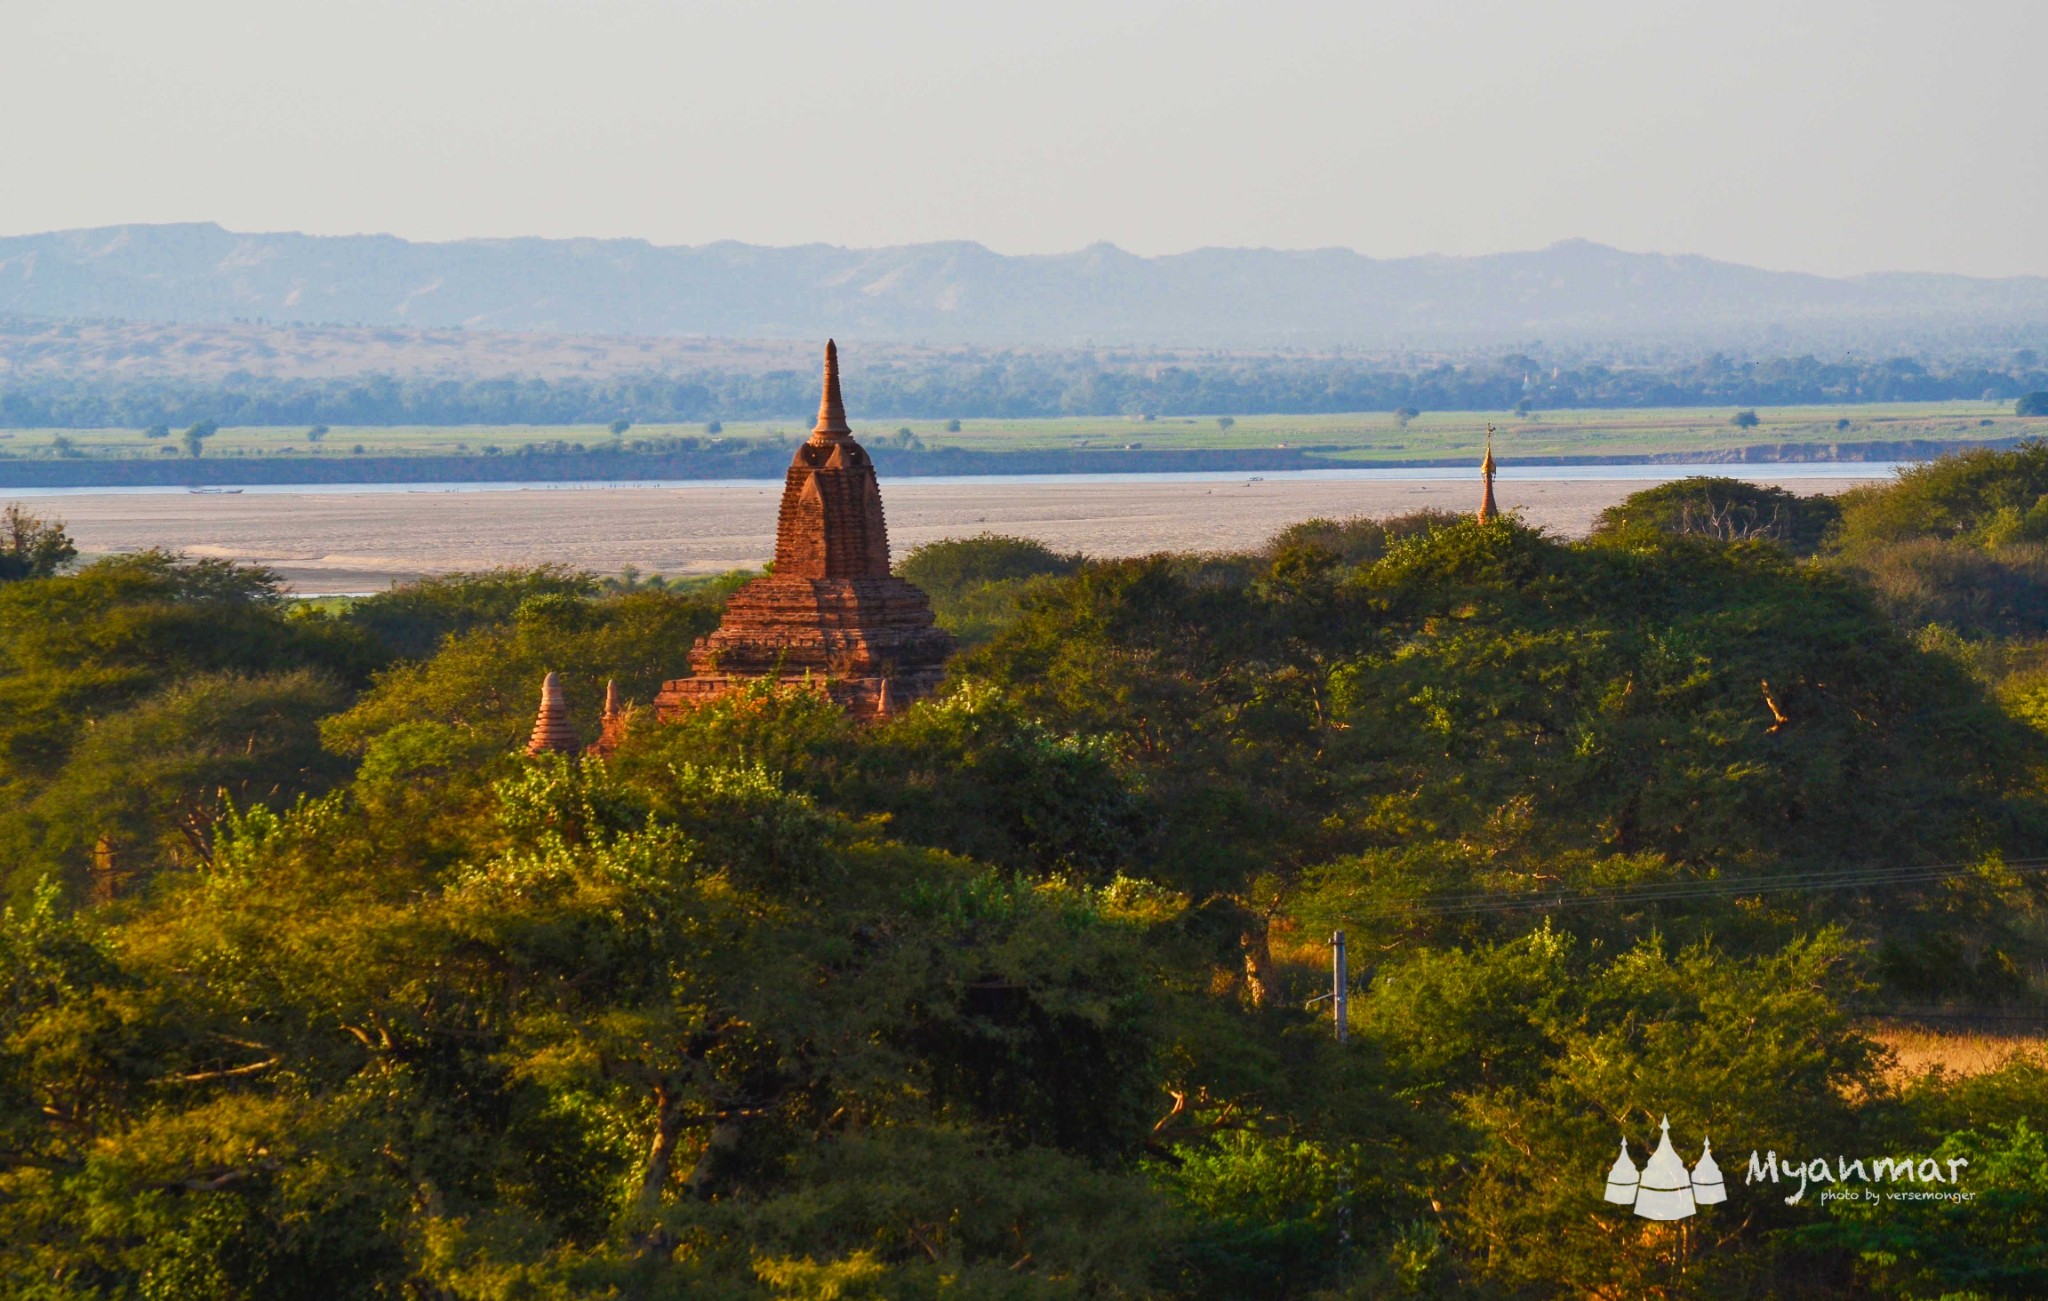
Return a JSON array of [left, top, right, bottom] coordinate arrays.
[[1593, 476, 1842, 553], [5, 462, 2048, 1296], [5, 350, 2046, 427]]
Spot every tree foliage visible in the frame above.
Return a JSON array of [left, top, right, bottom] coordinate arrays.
[[1593, 476, 1841, 553], [2, 466, 2048, 1294], [0, 504, 76, 582], [6, 351, 2048, 428], [896, 534, 1083, 649]]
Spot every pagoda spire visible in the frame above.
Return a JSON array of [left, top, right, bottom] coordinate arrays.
[[525, 671, 578, 756], [811, 339, 851, 441], [653, 339, 955, 724], [1477, 424, 1499, 524]]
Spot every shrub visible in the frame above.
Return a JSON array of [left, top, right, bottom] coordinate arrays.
[[1593, 477, 1840, 554], [898, 534, 1083, 647]]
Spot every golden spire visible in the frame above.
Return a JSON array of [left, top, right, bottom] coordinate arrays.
[[811, 339, 851, 441], [1478, 424, 1499, 524], [525, 671, 578, 756]]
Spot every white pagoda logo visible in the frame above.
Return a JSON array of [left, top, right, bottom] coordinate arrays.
[[1603, 1116, 1725, 1220]]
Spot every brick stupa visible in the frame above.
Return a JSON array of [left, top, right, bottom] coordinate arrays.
[[526, 671, 579, 755], [652, 341, 954, 720]]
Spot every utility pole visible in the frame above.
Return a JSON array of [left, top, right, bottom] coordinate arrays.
[[1331, 930, 1353, 1254], [1331, 930, 1349, 1044]]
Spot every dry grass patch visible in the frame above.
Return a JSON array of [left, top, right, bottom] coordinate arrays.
[[1867, 1021, 2048, 1081]]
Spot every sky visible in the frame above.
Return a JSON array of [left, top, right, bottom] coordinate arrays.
[[4, 0, 2045, 278]]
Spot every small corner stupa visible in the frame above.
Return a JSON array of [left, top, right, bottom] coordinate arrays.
[[1477, 425, 1499, 524], [653, 341, 954, 720], [588, 679, 629, 756], [525, 671, 579, 756]]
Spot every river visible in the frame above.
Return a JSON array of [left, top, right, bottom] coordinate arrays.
[[12, 463, 1902, 594]]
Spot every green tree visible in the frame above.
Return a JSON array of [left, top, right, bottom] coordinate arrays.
[[321, 584, 726, 763], [0, 756, 1178, 1297], [0, 505, 77, 582], [896, 533, 1081, 648], [0, 553, 374, 898], [1363, 927, 1879, 1296], [28, 669, 351, 894], [337, 566, 598, 661], [975, 515, 2048, 1000], [1732, 408, 1762, 428], [182, 420, 219, 458], [2015, 391, 2048, 416], [1594, 476, 1841, 554], [1815, 1119, 2048, 1296]]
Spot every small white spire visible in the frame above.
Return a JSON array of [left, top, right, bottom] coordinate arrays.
[[1603, 1136, 1641, 1206], [1691, 1136, 1727, 1206]]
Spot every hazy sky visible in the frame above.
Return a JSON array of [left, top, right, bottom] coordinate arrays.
[[6, 0, 2044, 277]]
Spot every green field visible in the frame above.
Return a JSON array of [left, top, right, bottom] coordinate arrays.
[[0, 399, 2033, 464]]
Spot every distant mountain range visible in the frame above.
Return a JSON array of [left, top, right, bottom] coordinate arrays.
[[4, 223, 2046, 350]]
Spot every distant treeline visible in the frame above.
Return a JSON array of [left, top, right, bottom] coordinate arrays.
[[2, 437, 2031, 491], [4, 351, 2045, 427]]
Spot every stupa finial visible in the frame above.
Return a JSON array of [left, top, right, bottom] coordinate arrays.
[[812, 339, 851, 440]]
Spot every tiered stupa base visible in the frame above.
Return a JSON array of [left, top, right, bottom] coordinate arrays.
[[652, 575, 952, 720]]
